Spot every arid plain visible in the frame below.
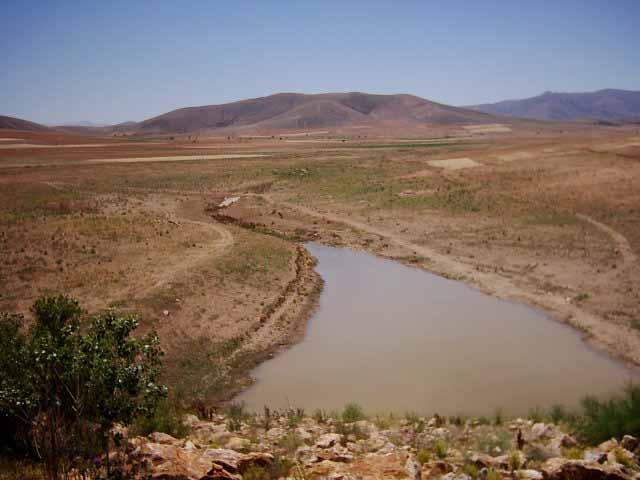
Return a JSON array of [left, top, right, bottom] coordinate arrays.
[[1, 120, 640, 407]]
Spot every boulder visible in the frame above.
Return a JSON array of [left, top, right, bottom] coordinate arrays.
[[531, 423, 555, 440], [620, 436, 639, 452], [149, 432, 180, 445], [598, 440, 619, 453], [517, 469, 544, 480], [549, 434, 578, 455], [541, 458, 629, 480], [265, 427, 286, 442], [583, 450, 608, 464], [316, 433, 342, 449]]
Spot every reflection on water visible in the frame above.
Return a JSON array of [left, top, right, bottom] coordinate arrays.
[[237, 243, 637, 415]]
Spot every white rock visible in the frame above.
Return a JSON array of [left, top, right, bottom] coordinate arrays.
[[517, 469, 544, 480], [316, 433, 342, 449]]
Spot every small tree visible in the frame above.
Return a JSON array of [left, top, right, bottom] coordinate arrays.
[[0, 295, 167, 479]]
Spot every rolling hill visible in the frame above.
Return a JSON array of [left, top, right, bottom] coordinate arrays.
[[468, 89, 640, 122], [0, 115, 49, 131], [131, 92, 496, 135]]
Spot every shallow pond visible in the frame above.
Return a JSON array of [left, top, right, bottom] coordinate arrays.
[[237, 243, 637, 415]]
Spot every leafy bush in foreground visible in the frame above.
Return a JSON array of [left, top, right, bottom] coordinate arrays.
[[577, 384, 640, 445], [0, 295, 167, 479]]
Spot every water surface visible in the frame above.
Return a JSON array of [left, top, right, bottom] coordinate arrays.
[[237, 243, 637, 415]]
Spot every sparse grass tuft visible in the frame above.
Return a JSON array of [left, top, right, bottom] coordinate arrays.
[[342, 402, 366, 423]]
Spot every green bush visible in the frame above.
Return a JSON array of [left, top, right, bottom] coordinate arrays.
[[549, 404, 568, 424], [0, 295, 166, 480], [131, 398, 189, 438], [577, 385, 640, 445], [228, 402, 245, 432], [434, 439, 448, 459], [342, 403, 365, 423]]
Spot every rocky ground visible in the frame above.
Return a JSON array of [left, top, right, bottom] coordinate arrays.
[[118, 410, 640, 480]]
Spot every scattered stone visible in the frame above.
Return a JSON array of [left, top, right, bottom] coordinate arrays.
[[316, 433, 342, 448]]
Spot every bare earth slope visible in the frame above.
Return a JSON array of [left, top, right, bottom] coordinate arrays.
[[133, 92, 496, 134], [469, 89, 640, 122]]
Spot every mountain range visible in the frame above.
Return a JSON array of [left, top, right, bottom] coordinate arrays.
[[468, 89, 640, 122], [3, 89, 640, 135]]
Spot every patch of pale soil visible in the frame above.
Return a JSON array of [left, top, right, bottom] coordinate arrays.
[[427, 157, 481, 170], [463, 124, 512, 133], [259, 195, 640, 367], [497, 151, 534, 162], [592, 139, 640, 152], [0, 138, 22, 141]]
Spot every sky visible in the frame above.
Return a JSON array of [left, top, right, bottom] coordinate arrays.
[[2, 0, 639, 125]]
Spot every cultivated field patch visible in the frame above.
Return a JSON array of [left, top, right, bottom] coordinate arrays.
[[497, 151, 534, 162], [427, 157, 482, 170]]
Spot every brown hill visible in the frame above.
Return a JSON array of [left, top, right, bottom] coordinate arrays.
[[0, 115, 49, 131], [134, 92, 496, 135]]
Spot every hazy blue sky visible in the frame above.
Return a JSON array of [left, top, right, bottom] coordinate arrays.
[[2, 0, 639, 124]]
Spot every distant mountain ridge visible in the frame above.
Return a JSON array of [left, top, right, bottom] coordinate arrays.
[[468, 89, 640, 122], [132, 92, 495, 134]]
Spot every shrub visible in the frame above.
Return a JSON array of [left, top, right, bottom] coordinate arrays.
[[131, 398, 189, 438], [508, 450, 522, 471], [549, 404, 568, 424], [462, 463, 480, 479], [312, 409, 329, 424], [228, 402, 245, 432], [476, 430, 511, 456], [528, 407, 546, 423], [279, 432, 304, 454], [0, 295, 166, 480], [486, 467, 502, 480], [577, 385, 640, 445], [494, 408, 504, 426], [416, 448, 430, 465], [342, 403, 365, 423], [286, 408, 305, 429], [434, 439, 448, 459]]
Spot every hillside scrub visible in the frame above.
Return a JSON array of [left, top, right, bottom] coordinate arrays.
[[0, 295, 167, 480]]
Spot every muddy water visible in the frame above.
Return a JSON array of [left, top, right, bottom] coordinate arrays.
[[237, 243, 637, 415]]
